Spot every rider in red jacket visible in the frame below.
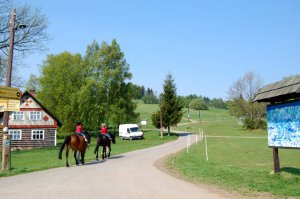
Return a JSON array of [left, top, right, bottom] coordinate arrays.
[[75, 121, 88, 142], [101, 123, 111, 140]]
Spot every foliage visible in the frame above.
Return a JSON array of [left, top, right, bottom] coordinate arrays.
[[37, 39, 139, 133], [130, 83, 145, 99], [227, 71, 266, 130], [152, 73, 183, 135], [38, 52, 83, 133], [81, 39, 139, 130], [25, 74, 40, 91], [189, 98, 208, 110], [142, 88, 159, 104]]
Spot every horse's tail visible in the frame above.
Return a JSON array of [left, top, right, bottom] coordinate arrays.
[[58, 135, 71, 159]]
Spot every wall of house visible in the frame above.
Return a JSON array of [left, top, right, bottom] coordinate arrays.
[[0, 128, 56, 150]]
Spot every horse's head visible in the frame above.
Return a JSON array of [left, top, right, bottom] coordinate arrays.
[[111, 133, 116, 144], [83, 130, 91, 144]]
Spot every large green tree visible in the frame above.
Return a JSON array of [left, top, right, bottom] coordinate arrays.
[[152, 73, 183, 135], [79, 39, 139, 130], [38, 52, 84, 133]]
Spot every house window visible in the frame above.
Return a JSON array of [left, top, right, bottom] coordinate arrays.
[[32, 130, 44, 140], [13, 112, 24, 120], [30, 111, 41, 120], [9, 130, 22, 140]]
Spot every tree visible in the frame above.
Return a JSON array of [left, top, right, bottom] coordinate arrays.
[[0, 0, 50, 55], [152, 73, 183, 135], [227, 71, 266, 129], [25, 73, 40, 91], [38, 52, 83, 133], [189, 98, 208, 110], [142, 88, 159, 104], [0, 0, 50, 85], [79, 39, 139, 130]]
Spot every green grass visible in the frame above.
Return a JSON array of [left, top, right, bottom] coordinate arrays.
[[166, 111, 300, 198], [0, 130, 177, 177]]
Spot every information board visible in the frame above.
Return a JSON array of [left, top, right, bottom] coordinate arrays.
[[267, 100, 300, 148]]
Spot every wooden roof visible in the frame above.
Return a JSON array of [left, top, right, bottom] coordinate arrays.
[[253, 76, 300, 103]]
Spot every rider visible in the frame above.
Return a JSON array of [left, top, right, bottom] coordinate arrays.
[[75, 121, 88, 142], [100, 123, 111, 140]]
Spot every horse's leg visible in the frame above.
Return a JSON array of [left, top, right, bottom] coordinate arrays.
[[102, 145, 105, 159], [66, 145, 70, 167], [81, 150, 85, 165], [107, 144, 111, 158], [74, 150, 79, 165], [94, 143, 99, 161]]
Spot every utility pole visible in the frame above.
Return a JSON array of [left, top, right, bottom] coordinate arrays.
[[2, 9, 16, 171], [160, 104, 163, 138]]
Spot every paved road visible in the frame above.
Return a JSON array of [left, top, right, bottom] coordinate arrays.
[[0, 134, 235, 199]]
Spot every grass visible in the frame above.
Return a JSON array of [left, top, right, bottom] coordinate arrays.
[[166, 108, 300, 198], [0, 130, 177, 177]]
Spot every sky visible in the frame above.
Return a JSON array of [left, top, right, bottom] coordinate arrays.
[[15, 0, 300, 99]]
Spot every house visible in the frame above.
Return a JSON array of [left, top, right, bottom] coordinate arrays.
[[0, 90, 62, 150]]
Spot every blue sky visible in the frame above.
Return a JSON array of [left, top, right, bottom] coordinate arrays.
[[17, 0, 300, 99]]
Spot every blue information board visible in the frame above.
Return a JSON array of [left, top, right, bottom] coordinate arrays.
[[267, 100, 300, 148]]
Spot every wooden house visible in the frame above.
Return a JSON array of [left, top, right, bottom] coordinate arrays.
[[0, 91, 62, 150]]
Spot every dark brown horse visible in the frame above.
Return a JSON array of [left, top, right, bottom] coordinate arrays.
[[94, 133, 115, 160], [58, 131, 91, 167]]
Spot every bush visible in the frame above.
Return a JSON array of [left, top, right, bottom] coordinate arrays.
[[243, 117, 267, 130]]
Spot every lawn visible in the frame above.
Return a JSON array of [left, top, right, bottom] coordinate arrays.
[[0, 130, 177, 177], [166, 108, 300, 198]]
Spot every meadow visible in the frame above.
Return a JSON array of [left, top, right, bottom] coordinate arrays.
[[167, 108, 300, 198]]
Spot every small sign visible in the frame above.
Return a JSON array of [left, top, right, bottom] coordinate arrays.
[[141, 120, 147, 125], [0, 85, 21, 100], [0, 98, 20, 112]]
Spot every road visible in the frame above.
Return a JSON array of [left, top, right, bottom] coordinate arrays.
[[0, 134, 238, 199]]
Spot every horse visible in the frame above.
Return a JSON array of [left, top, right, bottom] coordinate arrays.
[[94, 133, 116, 160], [58, 131, 91, 167]]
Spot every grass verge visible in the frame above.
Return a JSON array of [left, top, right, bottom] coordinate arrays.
[[166, 119, 300, 198]]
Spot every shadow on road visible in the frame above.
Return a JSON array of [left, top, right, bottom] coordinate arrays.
[[84, 155, 125, 166]]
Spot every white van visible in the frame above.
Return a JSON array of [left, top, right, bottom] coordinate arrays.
[[119, 124, 144, 140]]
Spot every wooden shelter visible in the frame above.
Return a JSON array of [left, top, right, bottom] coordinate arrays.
[[253, 76, 300, 102], [253, 76, 300, 173]]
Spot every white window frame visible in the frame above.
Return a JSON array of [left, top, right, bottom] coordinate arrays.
[[30, 111, 42, 121], [13, 112, 24, 121], [9, 129, 22, 140], [31, 130, 44, 140]]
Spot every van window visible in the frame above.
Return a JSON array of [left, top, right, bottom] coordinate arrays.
[[130, 127, 139, 132]]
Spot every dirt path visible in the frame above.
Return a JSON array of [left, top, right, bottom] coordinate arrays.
[[0, 134, 241, 199]]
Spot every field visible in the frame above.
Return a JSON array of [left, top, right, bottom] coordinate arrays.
[[166, 108, 300, 198]]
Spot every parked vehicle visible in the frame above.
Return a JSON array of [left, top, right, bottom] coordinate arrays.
[[119, 124, 144, 140]]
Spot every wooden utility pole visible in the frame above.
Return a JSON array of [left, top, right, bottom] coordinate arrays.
[[2, 9, 16, 171]]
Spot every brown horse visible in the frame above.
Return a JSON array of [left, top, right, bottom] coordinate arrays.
[[58, 131, 91, 167], [94, 133, 115, 160]]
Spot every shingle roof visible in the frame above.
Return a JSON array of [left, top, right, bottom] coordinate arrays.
[[253, 76, 300, 102]]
